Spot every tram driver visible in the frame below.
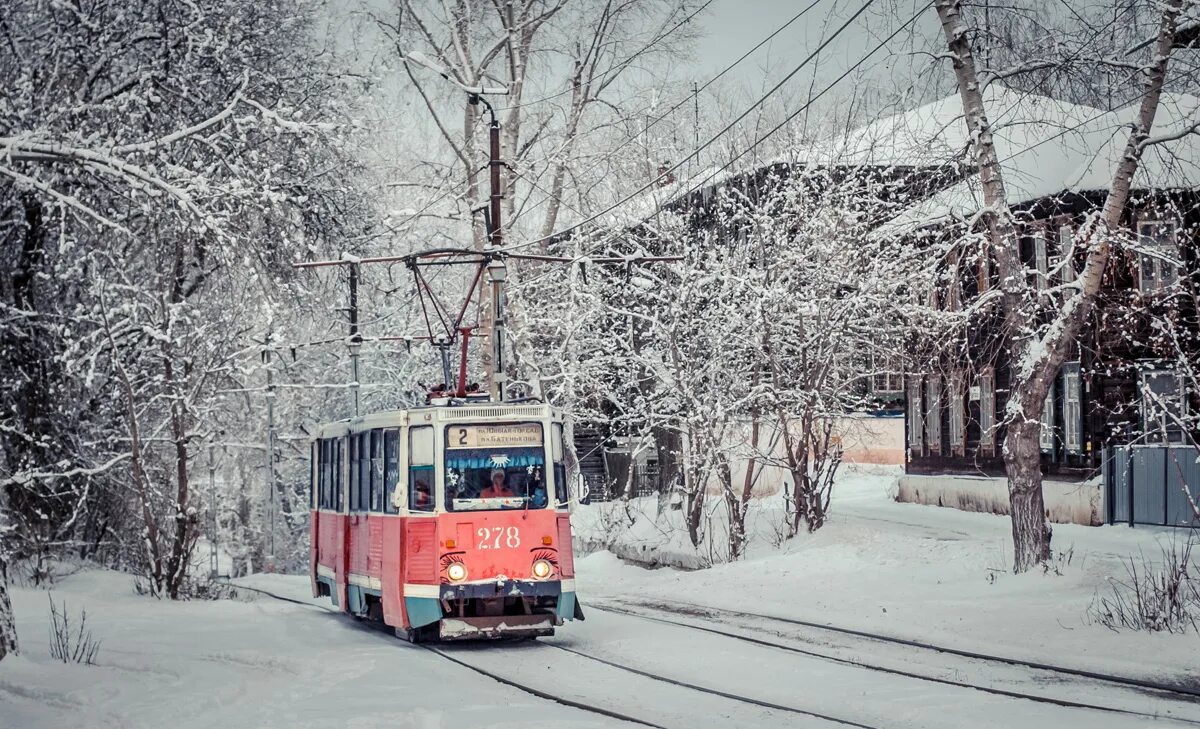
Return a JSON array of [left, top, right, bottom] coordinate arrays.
[[481, 468, 515, 499]]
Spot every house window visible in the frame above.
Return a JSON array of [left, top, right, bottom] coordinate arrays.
[[949, 373, 965, 454], [1040, 380, 1056, 452], [871, 354, 903, 393], [1137, 220, 1178, 293], [947, 252, 962, 311], [978, 368, 995, 452], [1059, 225, 1077, 283], [926, 375, 942, 453], [1033, 233, 1048, 290], [907, 377, 924, 453], [1063, 364, 1082, 453], [1141, 370, 1186, 443]]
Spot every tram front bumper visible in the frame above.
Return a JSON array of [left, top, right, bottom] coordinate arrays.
[[439, 614, 556, 640]]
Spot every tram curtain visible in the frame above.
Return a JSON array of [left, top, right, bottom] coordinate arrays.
[[446, 447, 544, 470]]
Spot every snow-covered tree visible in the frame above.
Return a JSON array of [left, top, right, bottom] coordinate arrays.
[[930, 0, 1193, 571], [0, 0, 373, 648]]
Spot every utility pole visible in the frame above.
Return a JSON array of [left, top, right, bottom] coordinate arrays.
[[207, 443, 218, 579], [263, 339, 277, 570], [348, 262, 361, 416], [401, 52, 511, 403], [477, 95, 508, 403]]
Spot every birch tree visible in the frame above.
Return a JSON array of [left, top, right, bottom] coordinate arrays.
[[932, 0, 1190, 571]]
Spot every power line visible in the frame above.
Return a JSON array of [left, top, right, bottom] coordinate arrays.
[[496, 0, 716, 113], [506, 2, 936, 293], [499, 0, 826, 237], [507, 0, 879, 254]]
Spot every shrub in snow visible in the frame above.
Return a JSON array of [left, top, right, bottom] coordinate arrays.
[[1088, 536, 1200, 635], [47, 595, 101, 665]]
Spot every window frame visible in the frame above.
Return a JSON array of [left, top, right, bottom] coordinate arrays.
[[1063, 363, 1082, 453], [925, 374, 942, 454], [1058, 224, 1077, 284], [334, 437, 343, 512], [358, 432, 371, 512], [370, 429, 383, 512], [978, 368, 996, 454], [384, 428, 400, 514], [1136, 220, 1179, 293], [348, 432, 360, 511], [1033, 231, 1048, 291], [408, 425, 436, 514], [949, 373, 965, 455], [1140, 369, 1187, 443], [907, 376, 924, 453], [1040, 379, 1056, 453]]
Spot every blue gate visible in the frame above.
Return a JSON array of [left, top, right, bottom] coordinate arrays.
[[1104, 445, 1200, 527]]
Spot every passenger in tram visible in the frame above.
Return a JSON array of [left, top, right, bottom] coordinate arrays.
[[480, 468, 515, 498], [411, 476, 433, 511]]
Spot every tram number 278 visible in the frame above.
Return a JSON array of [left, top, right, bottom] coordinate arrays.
[[477, 526, 520, 549]]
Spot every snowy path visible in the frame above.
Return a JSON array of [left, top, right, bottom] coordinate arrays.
[[0, 571, 609, 729], [4, 568, 1200, 729]]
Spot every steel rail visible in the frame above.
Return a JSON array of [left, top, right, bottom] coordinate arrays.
[[591, 602, 1200, 725], [534, 641, 884, 729], [599, 597, 1200, 702], [214, 580, 660, 727]]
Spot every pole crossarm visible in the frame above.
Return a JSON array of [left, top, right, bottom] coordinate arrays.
[[291, 248, 683, 270]]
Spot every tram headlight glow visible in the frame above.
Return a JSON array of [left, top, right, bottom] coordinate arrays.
[[447, 562, 468, 582], [531, 559, 553, 580]]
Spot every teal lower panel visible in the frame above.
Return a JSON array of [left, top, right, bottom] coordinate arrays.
[[405, 597, 441, 628], [317, 576, 338, 607], [556, 591, 576, 621]]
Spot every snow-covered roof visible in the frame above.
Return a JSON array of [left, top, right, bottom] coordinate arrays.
[[878, 92, 1200, 235], [801, 86, 1103, 169], [657, 86, 1104, 216]]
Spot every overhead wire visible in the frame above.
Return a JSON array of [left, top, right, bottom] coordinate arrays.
[[499, 0, 826, 237], [505, 0, 881, 255], [512, 0, 934, 286]]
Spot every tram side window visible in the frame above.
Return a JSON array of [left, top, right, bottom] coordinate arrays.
[[552, 424, 568, 507], [350, 431, 357, 505], [334, 438, 344, 511], [369, 430, 383, 512], [358, 432, 371, 512], [312, 442, 320, 509], [409, 426, 435, 513], [384, 430, 400, 514], [321, 439, 332, 509]]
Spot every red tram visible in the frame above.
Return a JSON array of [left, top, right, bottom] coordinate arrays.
[[309, 402, 582, 640]]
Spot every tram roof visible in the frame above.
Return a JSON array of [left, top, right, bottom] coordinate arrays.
[[313, 401, 561, 438]]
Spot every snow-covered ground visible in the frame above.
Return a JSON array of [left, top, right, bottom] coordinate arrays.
[[574, 465, 1200, 683], [2, 467, 1198, 728]]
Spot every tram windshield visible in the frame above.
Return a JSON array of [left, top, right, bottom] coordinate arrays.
[[444, 446, 548, 511]]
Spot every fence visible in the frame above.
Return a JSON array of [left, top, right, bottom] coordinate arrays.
[[1103, 445, 1200, 527]]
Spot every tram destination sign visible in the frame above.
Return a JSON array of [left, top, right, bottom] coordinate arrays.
[[448, 423, 542, 449]]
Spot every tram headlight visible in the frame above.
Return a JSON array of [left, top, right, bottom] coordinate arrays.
[[447, 562, 468, 582], [531, 559, 553, 580]]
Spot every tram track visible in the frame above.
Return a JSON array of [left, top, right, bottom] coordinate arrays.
[[223, 580, 1200, 728], [223, 580, 881, 728], [216, 581, 664, 727], [595, 596, 1200, 702]]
